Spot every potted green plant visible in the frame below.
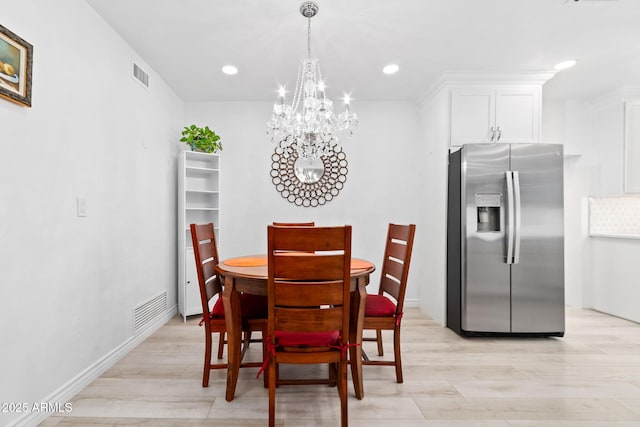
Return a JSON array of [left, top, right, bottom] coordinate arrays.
[[180, 125, 222, 153]]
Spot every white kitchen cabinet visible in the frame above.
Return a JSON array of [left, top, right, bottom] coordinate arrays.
[[450, 86, 541, 146], [178, 151, 220, 320]]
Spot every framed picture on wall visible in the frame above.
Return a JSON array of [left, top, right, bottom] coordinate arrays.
[[0, 24, 33, 107]]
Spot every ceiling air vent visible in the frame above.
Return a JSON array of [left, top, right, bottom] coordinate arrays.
[[132, 62, 149, 88]]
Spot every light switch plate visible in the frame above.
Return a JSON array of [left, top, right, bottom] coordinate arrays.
[[77, 196, 88, 217]]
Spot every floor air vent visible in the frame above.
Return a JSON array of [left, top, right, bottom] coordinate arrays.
[[133, 291, 167, 333], [132, 62, 149, 88]]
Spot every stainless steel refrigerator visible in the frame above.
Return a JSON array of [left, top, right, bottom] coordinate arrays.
[[447, 143, 564, 336]]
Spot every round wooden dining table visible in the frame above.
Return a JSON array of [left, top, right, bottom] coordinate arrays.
[[216, 255, 375, 402]]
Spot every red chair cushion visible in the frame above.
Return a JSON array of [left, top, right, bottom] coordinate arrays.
[[275, 330, 340, 347], [209, 294, 268, 319], [210, 297, 225, 318], [365, 294, 397, 317]]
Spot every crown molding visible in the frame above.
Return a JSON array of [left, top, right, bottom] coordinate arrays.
[[418, 71, 557, 106], [589, 86, 640, 111]]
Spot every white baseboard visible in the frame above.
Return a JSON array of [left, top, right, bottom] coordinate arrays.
[[10, 305, 178, 427], [404, 298, 419, 308]]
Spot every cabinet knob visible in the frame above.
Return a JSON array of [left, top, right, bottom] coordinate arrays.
[[489, 126, 496, 141], [496, 126, 502, 141]]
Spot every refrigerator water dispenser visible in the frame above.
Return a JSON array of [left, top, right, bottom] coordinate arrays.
[[476, 193, 501, 232]]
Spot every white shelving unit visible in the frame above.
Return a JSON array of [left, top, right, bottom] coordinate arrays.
[[178, 150, 220, 320]]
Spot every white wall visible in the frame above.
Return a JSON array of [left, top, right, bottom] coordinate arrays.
[[416, 90, 450, 325], [0, 2, 183, 425], [563, 101, 598, 309], [592, 100, 625, 195], [541, 96, 596, 309], [183, 101, 426, 304], [543, 87, 640, 322]]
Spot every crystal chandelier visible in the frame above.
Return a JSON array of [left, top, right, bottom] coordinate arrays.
[[267, 1, 357, 160]]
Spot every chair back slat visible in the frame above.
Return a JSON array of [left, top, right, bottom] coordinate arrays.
[[275, 306, 343, 333], [275, 280, 345, 307], [272, 222, 317, 253], [271, 226, 348, 252], [386, 240, 409, 260], [201, 261, 217, 283], [380, 276, 401, 303], [389, 225, 414, 241], [204, 279, 220, 302], [198, 243, 215, 263], [273, 254, 346, 280], [382, 257, 405, 284]]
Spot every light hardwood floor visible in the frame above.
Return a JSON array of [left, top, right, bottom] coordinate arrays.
[[39, 307, 640, 426]]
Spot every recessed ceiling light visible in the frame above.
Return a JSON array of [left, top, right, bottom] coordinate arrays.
[[222, 65, 238, 75], [383, 64, 400, 75], [554, 60, 577, 71]]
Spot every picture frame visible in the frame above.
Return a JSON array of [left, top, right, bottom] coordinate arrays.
[[0, 24, 33, 107]]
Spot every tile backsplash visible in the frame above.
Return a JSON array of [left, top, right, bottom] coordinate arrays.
[[588, 195, 640, 237]]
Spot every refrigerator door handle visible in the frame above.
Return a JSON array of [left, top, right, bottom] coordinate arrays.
[[505, 171, 515, 264], [512, 171, 522, 264]]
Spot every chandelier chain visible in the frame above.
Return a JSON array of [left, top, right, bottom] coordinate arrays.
[[307, 17, 312, 59]]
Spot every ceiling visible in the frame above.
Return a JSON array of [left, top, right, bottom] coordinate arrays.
[[86, 0, 640, 103]]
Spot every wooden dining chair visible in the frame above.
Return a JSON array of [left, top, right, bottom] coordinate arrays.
[[266, 225, 352, 427], [190, 223, 268, 387], [362, 223, 416, 383]]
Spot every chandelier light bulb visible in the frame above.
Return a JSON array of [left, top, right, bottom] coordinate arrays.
[[317, 81, 326, 94]]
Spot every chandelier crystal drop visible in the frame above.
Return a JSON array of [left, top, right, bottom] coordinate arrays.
[[267, 1, 357, 160]]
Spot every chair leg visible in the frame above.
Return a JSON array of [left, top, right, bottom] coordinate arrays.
[[328, 363, 338, 387], [268, 356, 277, 427], [203, 331, 212, 387], [262, 328, 269, 388], [241, 331, 250, 360], [339, 358, 348, 427], [394, 325, 403, 383], [217, 331, 225, 359], [376, 329, 384, 356]]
